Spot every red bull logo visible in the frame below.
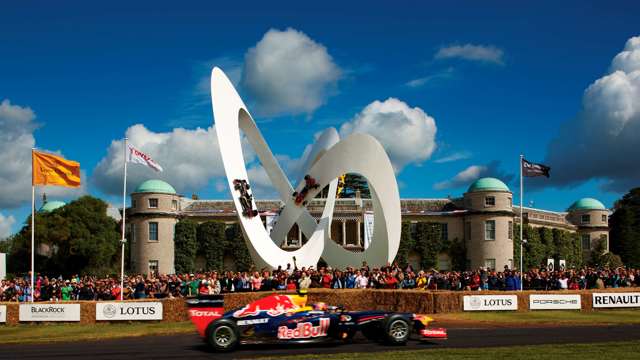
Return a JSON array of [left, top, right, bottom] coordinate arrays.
[[277, 318, 330, 339], [234, 295, 297, 318]]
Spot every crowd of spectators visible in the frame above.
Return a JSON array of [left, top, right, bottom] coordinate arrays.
[[2, 264, 639, 302]]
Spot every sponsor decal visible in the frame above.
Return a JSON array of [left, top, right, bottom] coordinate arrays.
[[463, 295, 518, 311], [0, 305, 6, 323], [188, 307, 224, 337], [529, 294, 581, 310], [234, 295, 298, 318], [96, 302, 163, 321], [277, 318, 330, 339], [237, 318, 269, 326], [420, 328, 447, 338], [592, 293, 640, 308], [19, 304, 81, 322], [356, 315, 385, 324]]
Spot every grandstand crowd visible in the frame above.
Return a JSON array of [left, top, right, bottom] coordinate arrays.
[[1, 265, 639, 302]]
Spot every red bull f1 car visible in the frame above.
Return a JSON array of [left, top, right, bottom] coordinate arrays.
[[187, 291, 447, 352]]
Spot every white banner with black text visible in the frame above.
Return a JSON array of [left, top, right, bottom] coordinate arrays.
[[19, 304, 81, 322], [463, 295, 518, 311], [529, 294, 581, 310], [96, 302, 163, 320]]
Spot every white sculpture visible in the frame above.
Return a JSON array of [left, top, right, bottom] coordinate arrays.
[[211, 67, 401, 269]]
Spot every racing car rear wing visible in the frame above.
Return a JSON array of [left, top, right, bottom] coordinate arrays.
[[187, 295, 225, 337]]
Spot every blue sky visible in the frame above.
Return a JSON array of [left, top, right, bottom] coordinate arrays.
[[1, 1, 640, 237]]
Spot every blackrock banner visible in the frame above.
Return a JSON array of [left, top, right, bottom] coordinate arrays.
[[19, 304, 81, 322], [0, 305, 6, 323], [463, 295, 518, 311], [592, 293, 640, 308], [96, 302, 163, 321], [529, 294, 581, 310]]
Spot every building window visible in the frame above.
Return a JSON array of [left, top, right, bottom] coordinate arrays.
[[485, 220, 496, 241], [440, 223, 448, 241], [600, 234, 608, 250], [601, 214, 607, 223], [484, 259, 496, 271], [148, 260, 159, 275], [149, 198, 158, 209], [581, 234, 591, 250], [465, 222, 471, 241], [508, 221, 513, 239], [172, 199, 178, 211], [132, 200, 137, 209], [581, 214, 590, 224], [129, 223, 136, 243], [508, 197, 512, 207], [485, 196, 496, 206], [149, 222, 159, 241]]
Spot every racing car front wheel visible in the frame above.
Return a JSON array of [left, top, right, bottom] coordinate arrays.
[[206, 320, 239, 352], [383, 315, 410, 345]]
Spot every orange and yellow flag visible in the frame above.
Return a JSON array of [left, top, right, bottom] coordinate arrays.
[[32, 150, 81, 188]]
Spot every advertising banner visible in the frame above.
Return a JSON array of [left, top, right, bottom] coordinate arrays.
[[0, 305, 6, 323], [559, 259, 566, 271], [19, 304, 81, 322], [592, 293, 640, 308], [96, 302, 163, 320], [363, 211, 374, 250], [463, 295, 518, 311], [547, 258, 555, 271], [0, 253, 5, 280], [529, 294, 581, 310]]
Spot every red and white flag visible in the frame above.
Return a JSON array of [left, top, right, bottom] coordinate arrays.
[[126, 144, 163, 172]]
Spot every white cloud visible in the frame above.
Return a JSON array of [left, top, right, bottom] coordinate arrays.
[[0, 99, 85, 208], [0, 212, 16, 240], [241, 27, 341, 116], [93, 124, 230, 196], [405, 67, 454, 88], [435, 44, 504, 65], [544, 36, 640, 192], [434, 151, 472, 164], [339, 98, 437, 172], [434, 161, 513, 190]]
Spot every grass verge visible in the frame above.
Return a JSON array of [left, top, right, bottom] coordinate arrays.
[[0, 321, 194, 345], [432, 309, 640, 326], [255, 341, 640, 360]]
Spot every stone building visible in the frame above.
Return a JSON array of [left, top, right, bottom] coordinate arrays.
[[126, 178, 609, 274]]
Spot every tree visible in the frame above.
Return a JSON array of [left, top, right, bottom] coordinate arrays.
[[337, 173, 371, 198], [609, 187, 640, 267], [539, 227, 555, 259], [226, 224, 253, 272], [414, 222, 442, 270], [7, 196, 120, 276], [523, 225, 545, 269], [448, 237, 466, 271], [395, 222, 414, 268], [197, 221, 226, 271], [174, 219, 198, 273]]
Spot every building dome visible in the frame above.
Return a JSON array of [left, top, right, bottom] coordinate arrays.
[[467, 177, 510, 193], [568, 198, 606, 211], [134, 179, 176, 194], [39, 201, 66, 212]]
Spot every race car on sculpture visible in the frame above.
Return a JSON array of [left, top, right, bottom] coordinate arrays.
[[233, 179, 259, 218], [186, 291, 447, 352]]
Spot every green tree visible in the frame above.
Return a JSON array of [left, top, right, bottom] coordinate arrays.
[[395, 222, 414, 268], [226, 223, 253, 272], [539, 227, 555, 259], [196, 221, 226, 271], [338, 173, 371, 198], [448, 237, 466, 271], [609, 188, 640, 267], [8, 196, 120, 276], [174, 219, 198, 273], [414, 222, 442, 270], [523, 225, 545, 269]]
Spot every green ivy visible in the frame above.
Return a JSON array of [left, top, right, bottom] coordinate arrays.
[[174, 219, 198, 273]]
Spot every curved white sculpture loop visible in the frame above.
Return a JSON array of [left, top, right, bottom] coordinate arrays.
[[211, 67, 401, 269]]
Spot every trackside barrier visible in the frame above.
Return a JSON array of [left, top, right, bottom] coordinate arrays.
[[0, 288, 639, 325]]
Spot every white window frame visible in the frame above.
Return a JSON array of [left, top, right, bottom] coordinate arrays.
[[149, 222, 159, 241], [484, 258, 496, 271], [601, 214, 607, 223], [148, 260, 159, 275], [485, 196, 496, 207], [148, 198, 159, 209], [171, 199, 178, 211], [484, 220, 496, 241]]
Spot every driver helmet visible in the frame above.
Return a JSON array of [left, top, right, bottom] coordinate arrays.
[[312, 302, 328, 311]]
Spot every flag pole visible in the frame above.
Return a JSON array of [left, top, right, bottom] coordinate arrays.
[[519, 154, 524, 291], [31, 148, 36, 302], [120, 137, 128, 301]]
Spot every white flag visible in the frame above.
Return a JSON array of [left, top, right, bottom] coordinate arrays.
[[126, 144, 163, 172]]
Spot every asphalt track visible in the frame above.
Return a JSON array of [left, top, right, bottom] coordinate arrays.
[[1, 324, 639, 359]]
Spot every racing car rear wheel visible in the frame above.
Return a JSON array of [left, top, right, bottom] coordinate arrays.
[[206, 321, 239, 352], [383, 315, 410, 345]]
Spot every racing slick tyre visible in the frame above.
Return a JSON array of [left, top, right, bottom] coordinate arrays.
[[383, 315, 410, 345], [205, 320, 239, 352]]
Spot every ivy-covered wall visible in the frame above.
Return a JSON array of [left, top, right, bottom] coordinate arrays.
[[513, 223, 583, 270], [395, 221, 466, 271]]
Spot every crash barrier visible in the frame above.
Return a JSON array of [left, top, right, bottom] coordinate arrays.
[[0, 288, 639, 325]]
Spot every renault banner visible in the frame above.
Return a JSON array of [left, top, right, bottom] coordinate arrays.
[[19, 304, 81, 322], [592, 293, 640, 308], [96, 302, 163, 320]]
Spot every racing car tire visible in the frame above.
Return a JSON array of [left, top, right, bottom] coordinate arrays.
[[383, 315, 410, 345], [205, 320, 239, 352]]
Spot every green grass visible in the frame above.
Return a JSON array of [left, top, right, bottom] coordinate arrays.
[[255, 341, 640, 360], [433, 310, 640, 326], [0, 321, 194, 344]]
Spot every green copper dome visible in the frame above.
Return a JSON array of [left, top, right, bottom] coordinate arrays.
[[39, 201, 66, 212], [134, 179, 176, 194], [568, 198, 606, 211], [468, 177, 510, 193]]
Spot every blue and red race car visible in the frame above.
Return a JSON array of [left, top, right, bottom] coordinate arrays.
[[187, 290, 447, 352]]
